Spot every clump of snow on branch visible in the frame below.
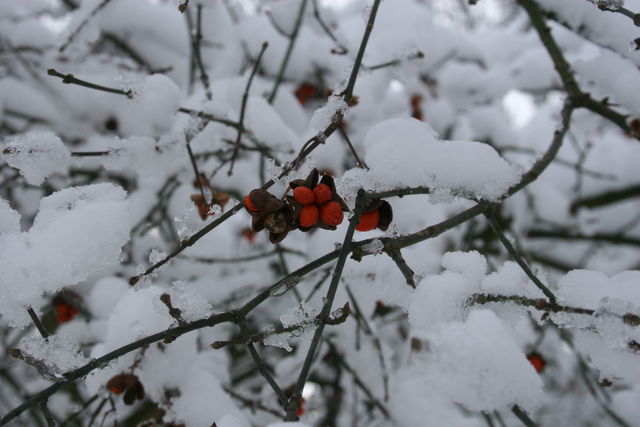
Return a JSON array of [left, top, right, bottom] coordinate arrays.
[[165, 280, 213, 322], [119, 74, 183, 137], [339, 118, 521, 202], [15, 334, 89, 380], [408, 309, 545, 412], [0, 184, 131, 326], [1, 131, 72, 185]]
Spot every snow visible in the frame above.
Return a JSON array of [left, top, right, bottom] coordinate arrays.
[[118, 74, 183, 137], [1, 131, 72, 185], [16, 334, 89, 380], [88, 276, 130, 319], [0, 184, 131, 326], [340, 118, 522, 202], [411, 309, 545, 412], [280, 301, 318, 328], [409, 260, 479, 329], [557, 269, 640, 309], [168, 366, 247, 425], [481, 261, 547, 299], [164, 280, 213, 322], [308, 95, 349, 131], [0, 198, 20, 235]]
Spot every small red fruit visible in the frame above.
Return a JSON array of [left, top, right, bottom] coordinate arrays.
[[355, 209, 380, 232], [110, 386, 123, 394], [241, 228, 255, 243], [320, 201, 344, 226], [299, 205, 320, 227], [297, 396, 306, 417], [527, 352, 545, 373], [55, 302, 78, 323], [244, 195, 258, 212], [295, 83, 318, 105], [313, 184, 332, 204], [293, 186, 315, 205]]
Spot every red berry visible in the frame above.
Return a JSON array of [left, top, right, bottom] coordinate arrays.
[[293, 186, 315, 205], [295, 83, 318, 105], [297, 396, 306, 417], [527, 352, 545, 373], [314, 184, 332, 204], [55, 303, 78, 323], [241, 228, 255, 243], [355, 209, 380, 232], [320, 201, 343, 226], [299, 205, 319, 227], [244, 195, 258, 212]]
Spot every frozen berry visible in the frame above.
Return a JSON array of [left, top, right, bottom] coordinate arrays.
[[313, 184, 332, 204], [320, 201, 344, 226], [527, 352, 545, 373], [244, 195, 258, 212], [293, 186, 315, 205], [355, 209, 380, 232], [298, 205, 319, 227]]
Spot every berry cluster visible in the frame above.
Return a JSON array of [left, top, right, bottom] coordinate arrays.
[[287, 169, 349, 230], [244, 169, 392, 243]]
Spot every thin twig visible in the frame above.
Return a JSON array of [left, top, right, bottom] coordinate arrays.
[[58, 394, 99, 426], [512, 405, 538, 427], [385, 247, 416, 288], [39, 400, 56, 427], [484, 211, 557, 304], [59, 0, 114, 52], [469, 293, 640, 327], [47, 69, 133, 98], [223, 387, 283, 417], [527, 228, 640, 247], [192, 5, 212, 100], [268, 0, 308, 104], [241, 323, 288, 406], [338, 125, 368, 169], [228, 41, 268, 175], [582, 0, 639, 24], [311, 0, 348, 54], [27, 307, 49, 340], [570, 183, 640, 213], [326, 340, 391, 419], [364, 50, 424, 71], [344, 285, 389, 401]]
